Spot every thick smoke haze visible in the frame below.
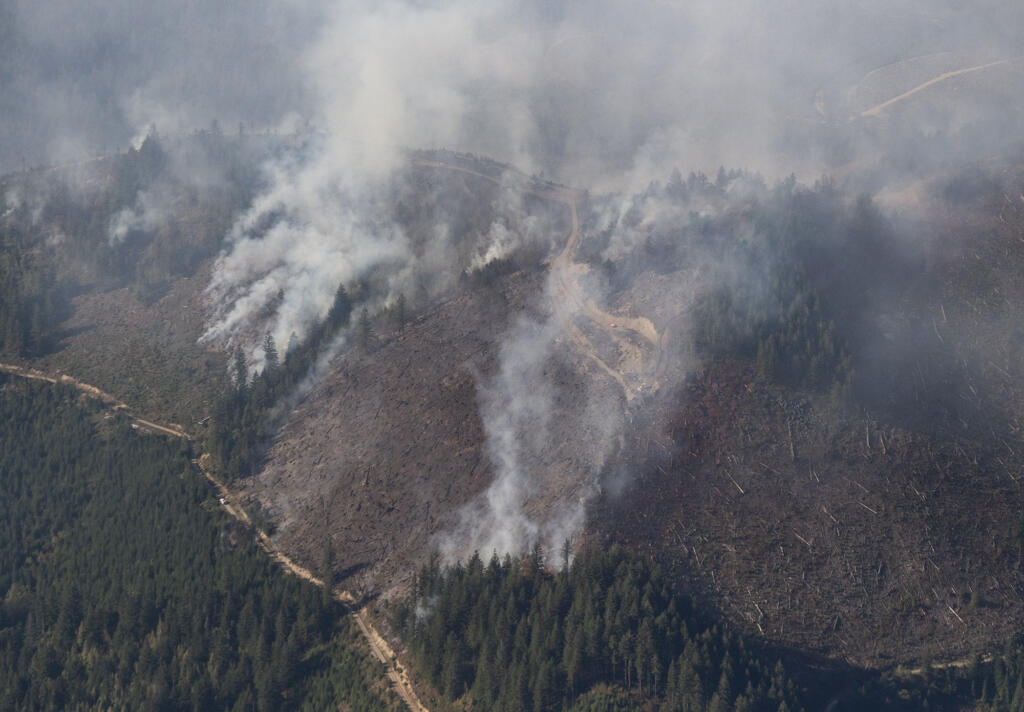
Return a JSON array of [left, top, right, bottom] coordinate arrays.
[[7, 0, 1024, 563], [6, 1, 1022, 178], [0, 1, 324, 173], [201, 0, 1024, 354]]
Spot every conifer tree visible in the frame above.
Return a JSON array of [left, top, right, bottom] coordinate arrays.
[[358, 307, 372, 352], [328, 284, 353, 329], [262, 332, 278, 373], [393, 292, 406, 329], [233, 346, 248, 393]]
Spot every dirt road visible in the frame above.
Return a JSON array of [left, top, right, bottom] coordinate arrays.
[[352, 608, 430, 712], [0, 361, 429, 712], [418, 159, 663, 402], [0, 362, 133, 414], [196, 454, 429, 711], [859, 58, 1014, 118]]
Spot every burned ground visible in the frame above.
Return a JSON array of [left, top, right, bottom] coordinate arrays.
[[600, 357, 1024, 668], [600, 160, 1024, 667], [233, 250, 635, 598], [34, 260, 226, 429]]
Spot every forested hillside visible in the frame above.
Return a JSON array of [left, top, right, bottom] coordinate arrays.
[[393, 546, 806, 711], [391, 546, 1024, 711], [0, 200, 70, 357], [0, 376, 400, 711]]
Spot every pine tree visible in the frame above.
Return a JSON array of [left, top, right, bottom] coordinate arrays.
[[233, 347, 248, 393], [358, 307, 372, 352], [393, 292, 406, 329], [441, 633, 462, 700], [262, 333, 278, 374], [328, 284, 353, 329], [564, 628, 583, 699]]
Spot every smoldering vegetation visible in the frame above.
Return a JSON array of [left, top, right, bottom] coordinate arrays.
[[201, 150, 570, 482], [182, 0, 1024, 568], [0, 129, 274, 360], [444, 146, 1024, 565], [210, 149, 1024, 669], [583, 165, 999, 433], [201, 145, 566, 371]]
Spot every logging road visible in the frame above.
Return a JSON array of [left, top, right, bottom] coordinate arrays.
[[0, 361, 429, 712]]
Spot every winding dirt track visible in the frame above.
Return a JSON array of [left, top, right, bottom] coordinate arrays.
[[858, 58, 1014, 118], [417, 159, 662, 402], [0, 361, 429, 712]]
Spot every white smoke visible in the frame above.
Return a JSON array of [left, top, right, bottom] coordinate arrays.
[[441, 204, 630, 564], [199, 132, 411, 362], [199, 0, 1024, 355], [107, 188, 171, 245], [440, 314, 558, 561], [469, 176, 548, 272]]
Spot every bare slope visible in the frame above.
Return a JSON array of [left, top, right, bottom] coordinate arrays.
[[239, 157, 1024, 671], [36, 261, 225, 429], [236, 264, 631, 596], [603, 161, 1024, 667]]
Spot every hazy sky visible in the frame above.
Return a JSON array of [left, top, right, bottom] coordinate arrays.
[[3, 0, 1022, 179]]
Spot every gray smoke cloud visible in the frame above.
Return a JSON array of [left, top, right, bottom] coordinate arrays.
[[198, 132, 412, 366], [107, 188, 173, 246], [0, 0, 322, 173], [9, 1, 1022, 177]]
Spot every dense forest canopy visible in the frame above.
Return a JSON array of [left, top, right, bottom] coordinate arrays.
[[392, 545, 1024, 711], [393, 545, 806, 711], [0, 376, 399, 711]]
